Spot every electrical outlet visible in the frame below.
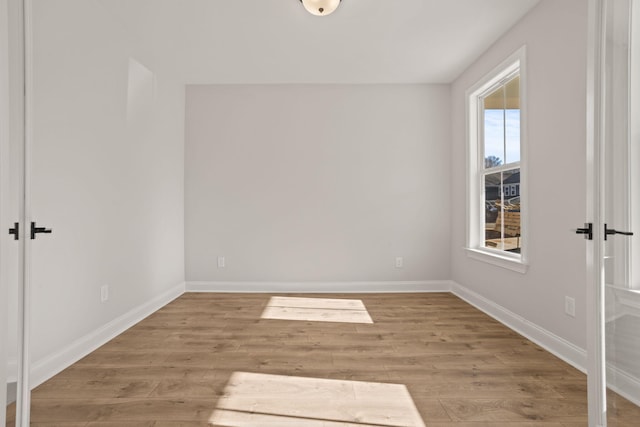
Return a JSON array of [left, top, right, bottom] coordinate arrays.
[[395, 257, 403, 268], [565, 296, 575, 317], [217, 256, 226, 268], [101, 285, 109, 303]]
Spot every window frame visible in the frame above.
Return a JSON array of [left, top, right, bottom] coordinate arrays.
[[465, 46, 528, 273]]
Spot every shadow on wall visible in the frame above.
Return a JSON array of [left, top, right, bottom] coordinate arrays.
[[5, 381, 16, 405]]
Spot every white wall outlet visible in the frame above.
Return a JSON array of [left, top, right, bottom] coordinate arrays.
[[395, 257, 403, 268], [565, 296, 575, 317], [100, 285, 109, 303], [217, 256, 226, 268]]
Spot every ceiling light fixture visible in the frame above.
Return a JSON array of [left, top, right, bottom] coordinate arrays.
[[300, 0, 341, 16]]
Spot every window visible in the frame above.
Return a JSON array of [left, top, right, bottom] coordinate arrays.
[[466, 47, 527, 273]]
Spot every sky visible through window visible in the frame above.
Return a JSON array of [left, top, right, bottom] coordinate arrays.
[[484, 109, 520, 165]]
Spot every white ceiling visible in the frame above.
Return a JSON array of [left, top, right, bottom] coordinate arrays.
[[100, 0, 541, 84]]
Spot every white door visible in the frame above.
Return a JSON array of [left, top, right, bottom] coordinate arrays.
[[587, 0, 640, 425], [1, 0, 28, 425], [0, 0, 12, 422]]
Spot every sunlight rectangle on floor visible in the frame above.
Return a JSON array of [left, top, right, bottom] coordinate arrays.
[[260, 296, 373, 324], [209, 372, 426, 427]]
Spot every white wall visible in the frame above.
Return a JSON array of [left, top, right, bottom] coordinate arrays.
[[27, 0, 184, 376], [185, 84, 450, 285], [450, 0, 588, 349]]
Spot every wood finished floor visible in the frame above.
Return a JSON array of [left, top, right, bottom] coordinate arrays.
[[6, 292, 640, 426]]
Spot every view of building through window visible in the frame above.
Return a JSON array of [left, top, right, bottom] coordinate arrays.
[[481, 75, 521, 253]]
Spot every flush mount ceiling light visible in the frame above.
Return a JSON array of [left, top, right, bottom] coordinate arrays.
[[300, 0, 341, 16]]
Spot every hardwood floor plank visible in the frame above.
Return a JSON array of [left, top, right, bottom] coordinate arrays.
[[30, 423, 88, 427], [30, 399, 215, 423], [409, 379, 565, 399], [426, 423, 567, 427], [147, 378, 228, 399], [74, 350, 170, 367], [33, 378, 160, 399], [439, 398, 588, 423]]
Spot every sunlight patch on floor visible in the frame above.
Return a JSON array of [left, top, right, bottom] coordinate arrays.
[[260, 296, 374, 324], [209, 372, 425, 427]]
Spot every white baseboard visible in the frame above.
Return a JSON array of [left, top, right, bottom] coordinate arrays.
[[30, 282, 185, 389], [185, 280, 452, 293], [450, 281, 587, 373], [607, 364, 640, 407]]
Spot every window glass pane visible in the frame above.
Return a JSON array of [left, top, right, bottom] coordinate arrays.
[[484, 171, 501, 248], [505, 76, 520, 163], [501, 168, 521, 253], [484, 168, 521, 253], [484, 109, 504, 167], [483, 86, 505, 168], [505, 109, 520, 163], [503, 168, 520, 212]]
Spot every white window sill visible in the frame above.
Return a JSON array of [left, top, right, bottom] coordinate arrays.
[[465, 247, 528, 274]]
